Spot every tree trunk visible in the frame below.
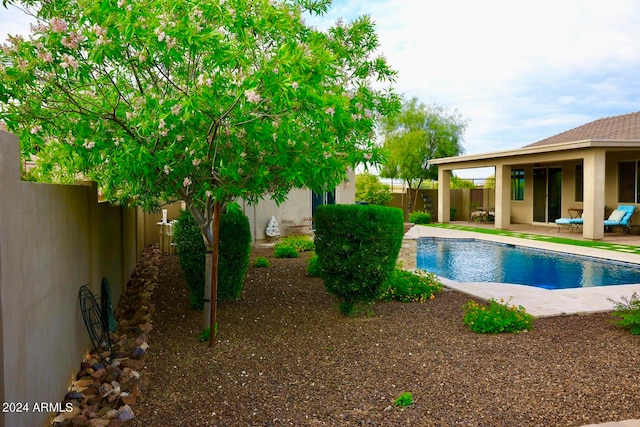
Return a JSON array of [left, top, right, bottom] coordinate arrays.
[[203, 251, 212, 329], [202, 201, 221, 347]]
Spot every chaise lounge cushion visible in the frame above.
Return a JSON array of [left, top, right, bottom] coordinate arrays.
[[607, 209, 626, 222], [555, 218, 583, 225]]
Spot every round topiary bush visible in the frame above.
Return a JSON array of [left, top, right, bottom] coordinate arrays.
[[314, 204, 404, 315], [173, 204, 251, 308], [408, 211, 431, 224]]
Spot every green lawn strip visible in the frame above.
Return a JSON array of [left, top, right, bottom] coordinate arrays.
[[427, 223, 640, 254]]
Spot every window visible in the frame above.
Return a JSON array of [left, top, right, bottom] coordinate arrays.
[[511, 168, 525, 201], [575, 164, 583, 202], [618, 161, 637, 203]]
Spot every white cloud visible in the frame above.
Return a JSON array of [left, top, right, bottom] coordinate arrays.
[[323, 0, 640, 159]]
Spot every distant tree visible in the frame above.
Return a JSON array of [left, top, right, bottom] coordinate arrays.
[[451, 175, 475, 189], [484, 174, 496, 189], [380, 97, 466, 212], [355, 171, 392, 205]]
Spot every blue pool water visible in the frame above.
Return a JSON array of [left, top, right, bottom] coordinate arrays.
[[417, 238, 640, 290]]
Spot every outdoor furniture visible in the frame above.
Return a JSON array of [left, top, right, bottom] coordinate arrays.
[[469, 207, 488, 223], [555, 208, 583, 232], [282, 218, 313, 235], [604, 205, 636, 234]]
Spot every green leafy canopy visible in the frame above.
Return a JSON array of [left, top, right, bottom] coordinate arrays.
[[1, 0, 400, 246], [379, 96, 466, 211]]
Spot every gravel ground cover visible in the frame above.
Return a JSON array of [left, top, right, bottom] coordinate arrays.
[[130, 245, 640, 427]]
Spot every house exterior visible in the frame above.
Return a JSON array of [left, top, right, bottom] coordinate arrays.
[[430, 112, 640, 240], [238, 167, 356, 241]]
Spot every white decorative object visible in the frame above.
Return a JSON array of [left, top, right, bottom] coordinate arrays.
[[162, 209, 168, 224], [265, 216, 280, 237]]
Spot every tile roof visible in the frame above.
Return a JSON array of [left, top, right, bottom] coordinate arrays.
[[524, 111, 640, 148]]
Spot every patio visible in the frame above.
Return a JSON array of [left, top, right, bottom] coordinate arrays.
[[405, 223, 640, 317]]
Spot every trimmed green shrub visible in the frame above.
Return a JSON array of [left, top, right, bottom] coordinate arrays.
[[306, 254, 321, 277], [314, 204, 404, 315], [253, 256, 270, 268], [276, 235, 314, 252], [174, 209, 206, 309], [173, 205, 251, 309], [218, 205, 252, 300], [274, 244, 299, 258], [380, 269, 442, 303], [408, 211, 431, 224]]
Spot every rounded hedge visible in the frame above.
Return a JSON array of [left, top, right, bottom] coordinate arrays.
[[314, 204, 404, 314], [173, 205, 251, 308]]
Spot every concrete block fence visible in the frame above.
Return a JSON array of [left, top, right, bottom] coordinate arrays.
[[0, 131, 143, 426]]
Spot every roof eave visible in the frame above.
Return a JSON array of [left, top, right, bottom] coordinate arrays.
[[429, 139, 640, 166]]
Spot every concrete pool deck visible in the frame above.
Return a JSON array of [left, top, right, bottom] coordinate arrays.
[[405, 224, 640, 317]]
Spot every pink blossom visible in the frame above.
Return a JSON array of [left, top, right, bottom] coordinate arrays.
[[244, 89, 261, 104], [92, 24, 107, 37], [171, 104, 182, 115], [205, 190, 212, 198], [50, 18, 68, 33], [192, 158, 201, 167], [60, 54, 79, 70], [183, 177, 192, 187], [164, 165, 171, 174], [38, 51, 53, 63], [325, 107, 335, 116], [83, 139, 95, 149], [364, 152, 373, 161], [61, 32, 84, 49], [30, 125, 42, 134], [291, 82, 299, 91], [166, 36, 177, 49], [197, 74, 211, 86], [155, 27, 166, 42]]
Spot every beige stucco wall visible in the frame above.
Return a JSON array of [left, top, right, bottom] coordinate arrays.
[[240, 169, 356, 242], [0, 131, 139, 426]]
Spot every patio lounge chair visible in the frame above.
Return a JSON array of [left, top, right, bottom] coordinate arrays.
[[555, 208, 583, 232], [604, 205, 636, 234]]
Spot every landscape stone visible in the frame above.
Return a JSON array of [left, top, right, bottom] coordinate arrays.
[[116, 405, 135, 422]]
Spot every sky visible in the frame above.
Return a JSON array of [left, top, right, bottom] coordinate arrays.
[[2, 1, 640, 179]]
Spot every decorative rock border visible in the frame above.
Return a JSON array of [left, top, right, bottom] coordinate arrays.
[[52, 247, 160, 426]]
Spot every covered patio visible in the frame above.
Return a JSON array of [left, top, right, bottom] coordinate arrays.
[[430, 112, 640, 241]]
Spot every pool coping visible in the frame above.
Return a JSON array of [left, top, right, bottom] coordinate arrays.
[[405, 225, 640, 317]]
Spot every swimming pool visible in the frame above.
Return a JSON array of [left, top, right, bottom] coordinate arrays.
[[417, 238, 640, 290]]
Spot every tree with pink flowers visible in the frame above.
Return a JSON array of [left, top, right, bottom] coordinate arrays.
[[0, 0, 399, 342]]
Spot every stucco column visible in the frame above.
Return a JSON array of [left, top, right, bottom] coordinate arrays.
[[494, 165, 511, 229], [583, 149, 606, 240], [437, 168, 451, 222]]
